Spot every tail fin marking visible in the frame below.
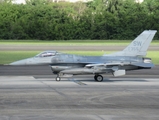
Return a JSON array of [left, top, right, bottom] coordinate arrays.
[[104, 30, 157, 56]]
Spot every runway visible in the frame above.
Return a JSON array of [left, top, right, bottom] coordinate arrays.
[[0, 66, 159, 120]]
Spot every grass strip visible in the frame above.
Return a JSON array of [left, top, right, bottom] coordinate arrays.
[[0, 40, 159, 46]]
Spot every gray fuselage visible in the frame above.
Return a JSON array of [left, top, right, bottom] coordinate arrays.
[[50, 54, 144, 74]]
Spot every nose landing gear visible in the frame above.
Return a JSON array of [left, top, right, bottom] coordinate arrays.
[[55, 77, 61, 81], [55, 74, 61, 81]]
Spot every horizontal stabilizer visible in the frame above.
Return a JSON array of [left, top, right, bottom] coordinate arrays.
[[131, 62, 154, 68]]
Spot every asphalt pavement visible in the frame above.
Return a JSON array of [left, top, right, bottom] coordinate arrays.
[[0, 65, 159, 120]]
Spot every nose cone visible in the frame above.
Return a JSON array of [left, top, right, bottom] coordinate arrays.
[[9, 59, 27, 65]]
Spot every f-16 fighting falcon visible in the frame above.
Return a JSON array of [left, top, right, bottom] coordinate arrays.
[[10, 30, 157, 82]]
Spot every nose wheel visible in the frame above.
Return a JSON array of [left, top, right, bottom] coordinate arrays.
[[94, 75, 103, 82], [55, 77, 61, 81]]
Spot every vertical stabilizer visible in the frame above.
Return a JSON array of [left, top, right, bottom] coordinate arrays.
[[123, 30, 157, 56], [105, 30, 157, 56]]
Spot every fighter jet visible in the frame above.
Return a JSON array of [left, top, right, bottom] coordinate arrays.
[[10, 30, 157, 82]]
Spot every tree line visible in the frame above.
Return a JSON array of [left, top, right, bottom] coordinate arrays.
[[0, 0, 159, 40]]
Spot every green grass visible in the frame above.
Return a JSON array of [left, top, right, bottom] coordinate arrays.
[[0, 51, 40, 64], [146, 51, 159, 65], [0, 51, 159, 65], [0, 40, 159, 46]]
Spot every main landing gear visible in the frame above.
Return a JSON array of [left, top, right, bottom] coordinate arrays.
[[94, 74, 103, 82]]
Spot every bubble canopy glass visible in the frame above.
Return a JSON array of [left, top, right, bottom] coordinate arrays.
[[35, 51, 60, 57]]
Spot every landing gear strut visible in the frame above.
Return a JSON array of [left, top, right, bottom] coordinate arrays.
[[94, 74, 103, 82]]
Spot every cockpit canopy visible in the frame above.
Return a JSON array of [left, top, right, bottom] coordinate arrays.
[[35, 51, 60, 57]]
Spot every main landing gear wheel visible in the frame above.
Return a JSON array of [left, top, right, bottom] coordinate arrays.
[[55, 77, 61, 81], [94, 75, 103, 82]]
